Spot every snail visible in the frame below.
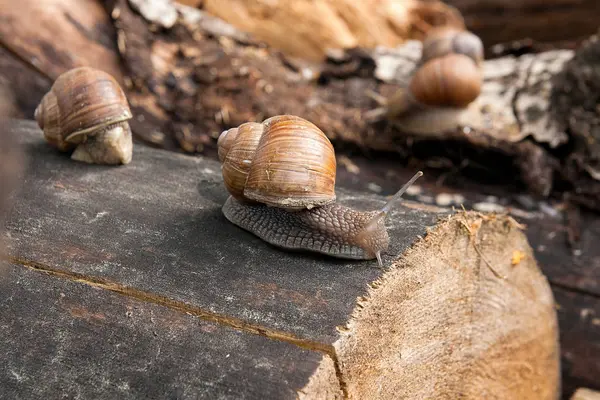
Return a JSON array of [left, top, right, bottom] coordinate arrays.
[[366, 28, 484, 128], [217, 114, 423, 266], [34, 66, 133, 165]]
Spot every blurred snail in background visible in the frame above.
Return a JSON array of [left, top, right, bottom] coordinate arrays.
[[34, 67, 133, 165], [367, 28, 484, 123], [217, 114, 423, 266]]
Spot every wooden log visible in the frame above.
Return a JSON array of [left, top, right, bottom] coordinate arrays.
[[1, 118, 560, 398]]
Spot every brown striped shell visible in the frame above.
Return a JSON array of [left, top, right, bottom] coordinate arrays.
[[421, 28, 484, 66], [410, 53, 483, 108], [34, 67, 132, 150], [217, 115, 337, 210]]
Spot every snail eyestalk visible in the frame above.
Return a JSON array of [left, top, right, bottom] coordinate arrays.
[[358, 171, 424, 267], [381, 171, 423, 215]]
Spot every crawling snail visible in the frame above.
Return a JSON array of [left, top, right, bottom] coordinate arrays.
[[366, 28, 484, 126], [34, 66, 133, 165], [217, 114, 423, 266]]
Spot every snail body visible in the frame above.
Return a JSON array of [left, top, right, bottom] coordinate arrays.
[[218, 115, 423, 266], [34, 67, 133, 165]]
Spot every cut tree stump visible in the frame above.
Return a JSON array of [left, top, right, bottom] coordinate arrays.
[[1, 119, 560, 399]]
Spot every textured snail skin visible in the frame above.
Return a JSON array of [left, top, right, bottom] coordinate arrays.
[[222, 196, 389, 261]]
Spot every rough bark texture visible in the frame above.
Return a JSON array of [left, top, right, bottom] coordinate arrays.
[[1, 119, 561, 399]]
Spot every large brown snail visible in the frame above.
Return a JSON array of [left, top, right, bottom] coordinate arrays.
[[367, 28, 484, 126], [218, 114, 423, 266], [34, 67, 133, 165]]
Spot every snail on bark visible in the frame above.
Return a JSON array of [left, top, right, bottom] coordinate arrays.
[[34, 67, 133, 165], [217, 114, 423, 266], [366, 28, 484, 129]]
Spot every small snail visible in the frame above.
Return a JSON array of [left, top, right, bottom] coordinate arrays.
[[34, 67, 133, 165], [366, 28, 484, 124], [218, 114, 423, 266]]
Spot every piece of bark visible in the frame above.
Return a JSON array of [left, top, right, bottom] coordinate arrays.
[[443, 0, 598, 52], [2, 119, 560, 398]]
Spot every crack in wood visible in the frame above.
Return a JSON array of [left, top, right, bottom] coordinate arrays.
[[5, 254, 350, 398]]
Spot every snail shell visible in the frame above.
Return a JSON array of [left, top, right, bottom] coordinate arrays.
[[34, 67, 133, 165], [218, 114, 336, 210], [410, 53, 483, 108], [421, 28, 484, 66], [218, 115, 423, 266]]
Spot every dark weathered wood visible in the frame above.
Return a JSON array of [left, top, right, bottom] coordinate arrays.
[[554, 286, 600, 397], [0, 261, 327, 399], [3, 119, 442, 344], [443, 0, 597, 51]]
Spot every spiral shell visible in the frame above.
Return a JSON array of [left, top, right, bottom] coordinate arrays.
[[410, 53, 483, 108], [421, 28, 484, 66], [218, 115, 337, 210], [34, 67, 132, 148]]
